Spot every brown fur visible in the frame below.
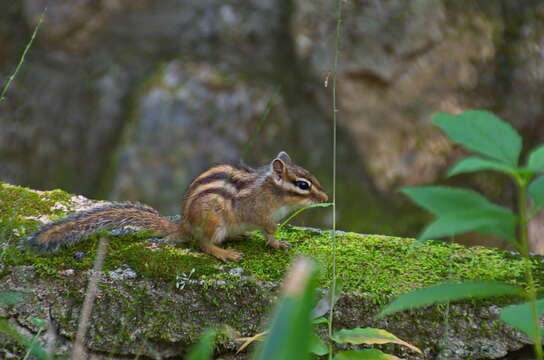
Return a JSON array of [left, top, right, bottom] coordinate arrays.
[[26, 203, 181, 253], [25, 152, 328, 262]]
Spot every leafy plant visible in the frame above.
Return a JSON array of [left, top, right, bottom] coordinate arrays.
[[316, 321, 421, 360], [233, 272, 420, 360], [379, 110, 544, 359]]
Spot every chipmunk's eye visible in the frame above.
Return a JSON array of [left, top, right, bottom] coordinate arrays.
[[295, 180, 310, 190]]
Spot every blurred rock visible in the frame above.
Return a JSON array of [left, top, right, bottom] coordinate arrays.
[[109, 60, 290, 214], [294, 0, 492, 189], [0, 0, 289, 195], [3, 0, 544, 241]]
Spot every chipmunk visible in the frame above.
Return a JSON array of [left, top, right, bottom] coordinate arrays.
[[25, 152, 328, 262]]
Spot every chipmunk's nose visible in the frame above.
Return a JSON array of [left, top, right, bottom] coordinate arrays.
[[317, 191, 328, 203]]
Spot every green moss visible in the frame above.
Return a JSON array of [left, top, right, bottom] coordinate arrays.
[[0, 182, 73, 245], [1, 181, 543, 305], [238, 228, 544, 304]]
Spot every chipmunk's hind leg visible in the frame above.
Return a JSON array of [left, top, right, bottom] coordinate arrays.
[[195, 221, 244, 262]]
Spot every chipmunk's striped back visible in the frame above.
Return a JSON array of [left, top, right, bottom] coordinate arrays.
[[183, 164, 259, 212]]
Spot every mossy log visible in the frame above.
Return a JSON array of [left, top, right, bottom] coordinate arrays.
[[1, 182, 543, 359]]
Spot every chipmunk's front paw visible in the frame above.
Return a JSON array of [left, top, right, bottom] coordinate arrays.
[[201, 244, 244, 262], [225, 249, 244, 262], [267, 238, 291, 250]]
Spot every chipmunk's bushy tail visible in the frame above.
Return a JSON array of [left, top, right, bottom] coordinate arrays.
[[25, 202, 181, 253]]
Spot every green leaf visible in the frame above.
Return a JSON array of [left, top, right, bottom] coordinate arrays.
[[31, 318, 46, 328], [448, 156, 517, 177], [403, 186, 517, 243], [0, 291, 25, 306], [402, 186, 502, 216], [334, 349, 402, 360], [331, 328, 421, 354], [529, 176, 544, 212], [499, 298, 544, 340], [312, 317, 329, 325], [418, 209, 517, 243], [378, 281, 523, 318], [527, 145, 544, 172], [433, 111, 522, 166], [309, 333, 329, 356], [473, 216, 518, 243], [254, 259, 319, 360], [186, 329, 217, 360], [312, 277, 344, 318]]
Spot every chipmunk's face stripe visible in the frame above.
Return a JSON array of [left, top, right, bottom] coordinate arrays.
[[287, 189, 310, 197], [268, 178, 308, 198]]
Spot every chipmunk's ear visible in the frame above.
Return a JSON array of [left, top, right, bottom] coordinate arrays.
[[276, 151, 291, 164], [271, 158, 286, 180]]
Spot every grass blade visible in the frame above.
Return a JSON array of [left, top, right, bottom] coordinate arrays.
[[0, 320, 50, 360], [254, 258, 319, 360], [186, 329, 217, 360], [0, 8, 47, 102]]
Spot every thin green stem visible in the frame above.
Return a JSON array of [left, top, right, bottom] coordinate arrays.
[[517, 180, 543, 360], [328, 1, 343, 359], [0, 8, 47, 102], [22, 329, 44, 360], [276, 203, 333, 236]]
